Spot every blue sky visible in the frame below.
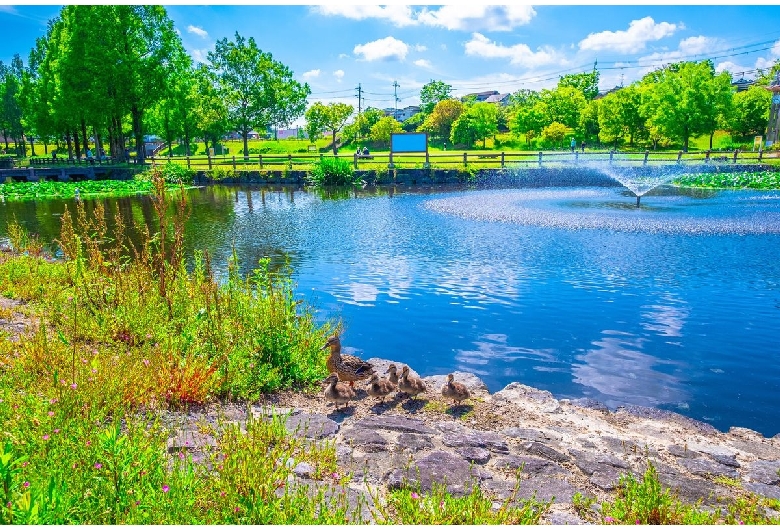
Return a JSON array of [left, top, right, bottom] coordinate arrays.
[[3, 4, 780, 125]]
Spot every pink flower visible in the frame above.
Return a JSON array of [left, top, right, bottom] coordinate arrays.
[[21, 461, 28, 467], [135, 500, 141, 506], [142, 359, 150, 367], [49, 398, 57, 404], [234, 507, 241, 513], [42, 434, 49, 441], [178, 452, 185, 460], [94, 463, 102, 469], [85, 440, 91, 447], [162, 484, 169, 493], [605, 517, 615, 524], [48, 411, 54, 417], [70, 383, 77, 390], [81, 358, 88, 364], [220, 491, 226, 497], [91, 369, 97, 374], [636, 520, 641, 525], [410, 492, 420, 500], [53, 429, 60, 434], [23, 481, 29, 488]]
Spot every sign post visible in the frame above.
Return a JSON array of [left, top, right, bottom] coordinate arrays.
[[390, 132, 429, 169]]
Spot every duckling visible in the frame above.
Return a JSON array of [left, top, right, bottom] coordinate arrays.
[[322, 335, 374, 388], [441, 373, 470, 405], [385, 364, 399, 386], [322, 373, 356, 410], [367, 373, 396, 403], [398, 365, 427, 400]]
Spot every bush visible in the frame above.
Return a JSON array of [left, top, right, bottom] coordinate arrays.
[[137, 162, 195, 185], [307, 157, 360, 187]]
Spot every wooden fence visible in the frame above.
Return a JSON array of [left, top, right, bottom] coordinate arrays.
[[16, 148, 777, 172]]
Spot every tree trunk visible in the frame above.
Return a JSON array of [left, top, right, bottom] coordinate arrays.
[[331, 130, 337, 155], [2, 129, 8, 150], [66, 132, 73, 159], [131, 105, 145, 164], [80, 118, 89, 153], [95, 128, 103, 160], [243, 132, 249, 160], [183, 122, 191, 157], [30, 137, 36, 157], [709, 131, 714, 150], [74, 129, 82, 160]]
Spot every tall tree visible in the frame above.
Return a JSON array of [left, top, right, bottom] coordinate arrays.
[[419, 80, 453, 115], [369, 116, 402, 146], [191, 65, 229, 154], [729, 85, 771, 139], [304, 102, 353, 154], [450, 102, 498, 148], [209, 32, 308, 158], [558, 68, 600, 101], [418, 99, 463, 142]]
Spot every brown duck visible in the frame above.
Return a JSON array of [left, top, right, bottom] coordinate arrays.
[[398, 365, 426, 400], [322, 335, 374, 388], [367, 373, 396, 403], [323, 373, 356, 410], [385, 363, 399, 386], [441, 373, 470, 405]]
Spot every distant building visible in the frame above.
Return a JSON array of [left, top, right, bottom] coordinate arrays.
[[731, 78, 755, 92], [484, 93, 511, 106], [594, 86, 622, 100], [275, 128, 307, 140], [462, 90, 499, 102], [382, 105, 421, 122]]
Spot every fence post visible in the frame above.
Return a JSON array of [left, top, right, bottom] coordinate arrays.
[[500, 151, 505, 168], [425, 150, 430, 167], [609, 150, 614, 165], [463, 152, 468, 167], [288, 153, 292, 169], [758, 148, 763, 162], [677, 151, 683, 164], [259, 154, 263, 169], [208, 152, 212, 170], [186, 156, 191, 169], [644, 150, 649, 165], [733, 149, 739, 164], [232, 155, 236, 170], [538, 151, 543, 167], [354, 152, 358, 169], [705, 150, 711, 163], [389, 151, 394, 169]]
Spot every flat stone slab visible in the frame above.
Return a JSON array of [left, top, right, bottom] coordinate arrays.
[[167, 430, 217, 452], [667, 444, 701, 458], [569, 448, 629, 476], [340, 428, 388, 453], [744, 460, 780, 485], [744, 483, 780, 500], [617, 405, 719, 435], [493, 454, 566, 476], [439, 429, 509, 453], [456, 446, 491, 465], [354, 414, 435, 435], [285, 412, 339, 439], [521, 441, 570, 463], [423, 372, 489, 396], [365, 358, 420, 380], [570, 397, 609, 413], [590, 467, 625, 491], [515, 476, 578, 504], [502, 427, 559, 442], [491, 383, 561, 413], [658, 472, 722, 505], [678, 457, 739, 479], [385, 450, 489, 495], [396, 433, 434, 451]]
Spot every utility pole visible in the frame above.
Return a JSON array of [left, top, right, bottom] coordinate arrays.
[[393, 80, 400, 121], [355, 83, 362, 139]]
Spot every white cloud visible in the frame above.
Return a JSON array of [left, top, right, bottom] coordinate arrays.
[[353, 36, 409, 62], [333, 69, 345, 82], [579, 17, 678, 54], [312, 5, 416, 26], [187, 25, 209, 39], [190, 49, 209, 65], [339, 53, 349, 59], [464, 33, 563, 68], [302, 69, 320, 80], [637, 36, 720, 66], [414, 59, 432, 68], [174, 28, 181, 36], [417, 5, 535, 31], [313, 5, 534, 31], [414, 44, 427, 52]]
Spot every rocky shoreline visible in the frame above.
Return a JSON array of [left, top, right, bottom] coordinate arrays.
[[165, 360, 780, 524]]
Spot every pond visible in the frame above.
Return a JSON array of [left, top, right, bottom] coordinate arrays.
[[2, 182, 779, 436]]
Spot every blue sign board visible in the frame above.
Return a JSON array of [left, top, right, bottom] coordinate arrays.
[[391, 132, 428, 153]]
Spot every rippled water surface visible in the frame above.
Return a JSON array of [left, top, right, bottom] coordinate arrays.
[[2, 184, 779, 436]]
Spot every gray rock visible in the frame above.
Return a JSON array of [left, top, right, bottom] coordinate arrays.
[[544, 510, 586, 525], [521, 441, 570, 463], [396, 433, 434, 451], [658, 472, 722, 504], [744, 460, 780, 485], [293, 462, 316, 478], [602, 435, 657, 457], [365, 358, 420, 380], [570, 398, 609, 413], [704, 452, 739, 468], [590, 467, 626, 491], [729, 440, 780, 461], [502, 427, 554, 442], [493, 454, 564, 476], [340, 428, 388, 453], [354, 414, 435, 435], [617, 405, 719, 435], [440, 429, 509, 453], [167, 430, 216, 452], [285, 412, 339, 439], [667, 444, 701, 458], [385, 450, 487, 495], [423, 372, 489, 395], [744, 483, 780, 500], [678, 457, 739, 479], [569, 449, 629, 476], [456, 446, 491, 465], [491, 382, 561, 413], [517, 476, 578, 503], [729, 426, 764, 439]]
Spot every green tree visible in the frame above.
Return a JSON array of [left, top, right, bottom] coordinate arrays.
[[209, 32, 307, 159], [0, 57, 25, 155], [579, 99, 601, 147], [540, 86, 586, 131], [418, 99, 463, 143], [598, 85, 645, 148], [369, 115, 402, 146], [558, 69, 600, 101], [191, 65, 229, 154], [729, 85, 771, 139], [304, 102, 353, 154], [541, 122, 573, 149], [419, 80, 453, 115], [509, 100, 547, 147]]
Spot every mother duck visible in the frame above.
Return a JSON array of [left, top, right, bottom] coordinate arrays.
[[322, 335, 374, 388]]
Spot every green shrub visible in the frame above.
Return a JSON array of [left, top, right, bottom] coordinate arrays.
[[138, 162, 194, 185], [306, 157, 360, 187], [208, 166, 236, 181]]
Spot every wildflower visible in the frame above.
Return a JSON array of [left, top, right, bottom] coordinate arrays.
[[142, 359, 150, 367], [21, 461, 29, 467], [85, 440, 91, 447], [49, 398, 57, 404], [70, 383, 77, 390], [72, 463, 77, 469], [42, 434, 49, 441], [91, 369, 97, 374], [23, 481, 29, 488], [234, 507, 241, 513], [135, 500, 141, 506], [48, 411, 54, 417], [636, 520, 641, 525], [220, 491, 226, 497], [92, 349, 98, 355], [94, 463, 102, 469], [53, 429, 60, 434], [162, 484, 170, 493], [605, 516, 615, 524], [331, 472, 339, 480], [410, 492, 420, 500], [178, 452, 185, 460], [81, 358, 88, 364], [6, 502, 10, 508]]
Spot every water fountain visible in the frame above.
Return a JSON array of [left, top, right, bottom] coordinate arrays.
[[582, 158, 682, 207]]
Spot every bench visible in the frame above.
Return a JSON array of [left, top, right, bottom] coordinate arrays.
[[356, 155, 374, 160]]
